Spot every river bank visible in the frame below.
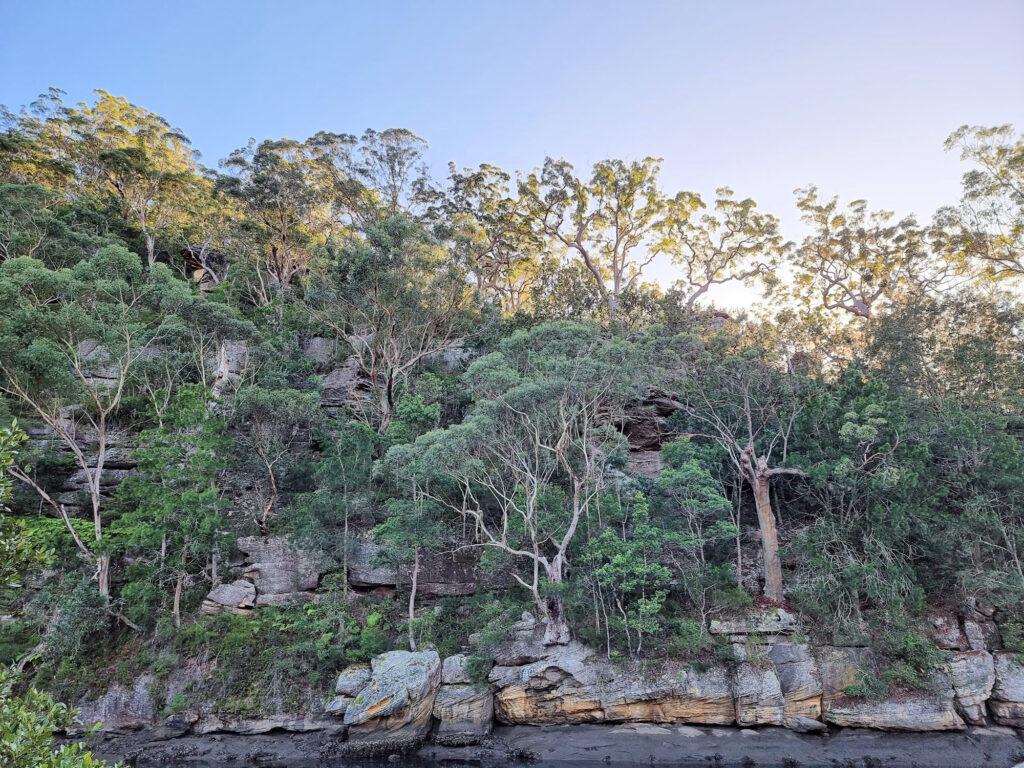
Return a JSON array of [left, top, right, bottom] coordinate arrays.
[[85, 723, 1024, 768]]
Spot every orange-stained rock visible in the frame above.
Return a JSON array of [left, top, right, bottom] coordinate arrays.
[[818, 646, 964, 731], [344, 650, 442, 752], [488, 643, 735, 725]]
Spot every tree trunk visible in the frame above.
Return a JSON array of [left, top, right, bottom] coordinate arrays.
[[542, 593, 571, 645], [751, 474, 784, 602], [173, 571, 184, 628], [97, 554, 111, 598], [407, 547, 419, 652]]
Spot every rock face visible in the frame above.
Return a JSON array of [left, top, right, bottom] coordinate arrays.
[[732, 662, 784, 726], [343, 650, 442, 752], [948, 650, 995, 725], [200, 579, 256, 615], [488, 642, 735, 725], [770, 641, 823, 718], [236, 535, 326, 607], [335, 665, 373, 696], [346, 536, 399, 589], [990, 652, 1024, 727], [320, 357, 364, 409], [78, 674, 156, 731], [432, 684, 494, 745], [708, 608, 800, 637], [818, 646, 964, 731], [210, 340, 248, 398]]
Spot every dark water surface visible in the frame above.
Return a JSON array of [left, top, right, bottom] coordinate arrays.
[[91, 723, 1024, 768]]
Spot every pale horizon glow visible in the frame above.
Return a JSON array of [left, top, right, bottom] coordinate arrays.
[[2, 0, 1022, 308]]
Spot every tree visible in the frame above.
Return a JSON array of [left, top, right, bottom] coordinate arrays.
[[1, 421, 51, 593], [664, 334, 808, 602], [354, 128, 429, 220], [520, 157, 666, 322], [111, 385, 231, 627], [230, 386, 319, 532], [427, 163, 542, 313], [939, 124, 1023, 280], [587, 495, 675, 656], [655, 187, 783, 312], [1, 424, 112, 768], [382, 322, 634, 643], [0, 246, 186, 597], [74, 91, 200, 267], [303, 217, 478, 431], [789, 187, 944, 318], [219, 137, 337, 303]]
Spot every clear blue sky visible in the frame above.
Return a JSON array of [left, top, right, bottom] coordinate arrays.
[[2, 0, 1023, 291]]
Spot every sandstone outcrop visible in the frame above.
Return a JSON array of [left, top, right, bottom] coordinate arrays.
[[488, 642, 736, 725], [769, 641, 823, 718], [990, 652, 1024, 727], [948, 650, 995, 725], [236, 535, 326, 607], [818, 646, 964, 731], [200, 579, 256, 614], [432, 683, 494, 745], [343, 650, 442, 752], [78, 674, 156, 732], [335, 664, 373, 695]]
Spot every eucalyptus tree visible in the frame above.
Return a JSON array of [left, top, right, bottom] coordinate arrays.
[[303, 217, 479, 432], [661, 333, 809, 602], [354, 128, 430, 220], [111, 385, 231, 627], [428, 163, 542, 313], [939, 124, 1023, 280], [2, 90, 200, 268], [519, 157, 666, 323], [655, 187, 784, 312], [788, 187, 946, 318], [219, 138, 329, 303], [381, 322, 636, 644], [0, 246, 187, 597]]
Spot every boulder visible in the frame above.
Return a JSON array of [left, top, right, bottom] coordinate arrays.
[[948, 650, 995, 725], [325, 695, 351, 717], [442, 654, 472, 684], [990, 652, 1024, 727], [783, 715, 828, 733], [236, 535, 326, 606], [210, 340, 248, 397], [924, 610, 967, 650], [78, 674, 156, 732], [422, 342, 473, 370], [346, 536, 399, 589], [301, 336, 336, 367], [320, 357, 363, 409], [490, 612, 552, 667], [489, 643, 735, 725], [335, 664, 373, 696], [818, 646, 964, 731], [432, 684, 494, 745], [708, 608, 799, 637], [410, 549, 478, 597], [963, 616, 1001, 651], [200, 579, 255, 615], [626, 450, 664, 479], [344, 650, 442, 752], [733, 662, 785, 726], [769, 642, 823, 718]]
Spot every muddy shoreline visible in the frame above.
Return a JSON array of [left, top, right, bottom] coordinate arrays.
[[84, 723, 1024, 768]]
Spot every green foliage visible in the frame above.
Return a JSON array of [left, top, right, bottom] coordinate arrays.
[[0, 666, 116, 768]]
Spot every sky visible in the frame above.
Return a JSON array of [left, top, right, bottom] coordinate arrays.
[[2, 0, 1023, 302]]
